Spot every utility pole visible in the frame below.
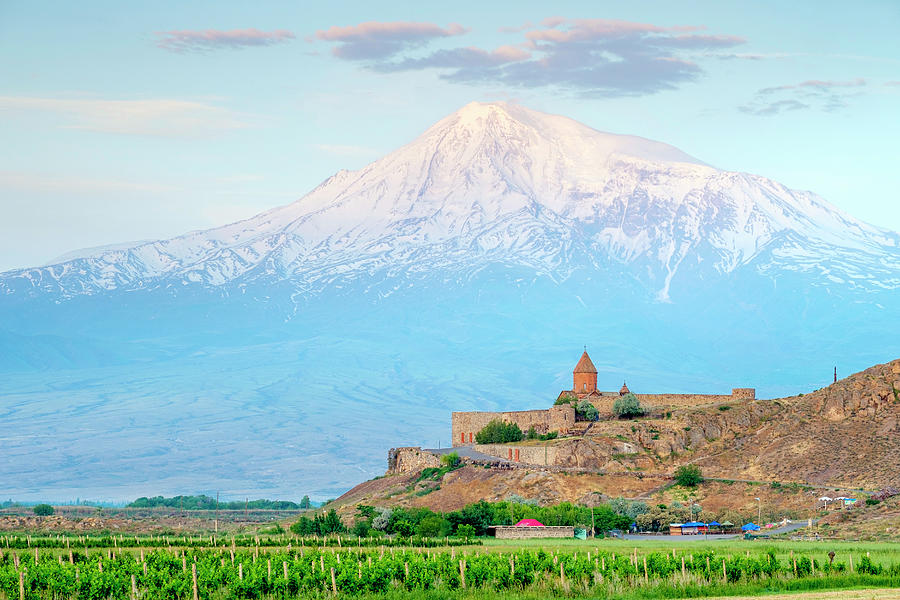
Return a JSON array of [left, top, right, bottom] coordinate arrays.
[[755, 497, 761, 523], [215, 492, 219, 537], [834, 367, 837, 384]]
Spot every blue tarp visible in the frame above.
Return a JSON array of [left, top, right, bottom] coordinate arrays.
[[708, 521, 721, 527], [742, 522, 761, 531], [683, 521, 707, 527]]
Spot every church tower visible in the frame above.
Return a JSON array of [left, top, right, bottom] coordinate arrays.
[[573, 350, 598, 395]]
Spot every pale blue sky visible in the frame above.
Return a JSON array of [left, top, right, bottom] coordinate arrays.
[[1, 0, 898, 271]]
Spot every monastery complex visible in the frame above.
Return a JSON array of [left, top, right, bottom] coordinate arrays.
[[452, 351, 755, 447]]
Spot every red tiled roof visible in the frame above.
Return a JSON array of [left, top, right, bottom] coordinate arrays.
[[514, 519, 545, 527], [573, 351, 597, 374]]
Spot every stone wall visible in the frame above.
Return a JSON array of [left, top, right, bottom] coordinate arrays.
[[451, 388, 754, 446], [492, 526, 574, 539], [387, 447, 441, 474], [475, 443, 559, 465], [590, 388, 756, 416], [731, 388, 757, 402], [452, 406, 575, 447]]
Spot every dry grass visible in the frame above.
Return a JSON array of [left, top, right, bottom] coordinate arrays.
[[693, 589, 900, 600]]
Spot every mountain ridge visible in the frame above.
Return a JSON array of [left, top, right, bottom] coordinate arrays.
[[3, 101, 898, 301]]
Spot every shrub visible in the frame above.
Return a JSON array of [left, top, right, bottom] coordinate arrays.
[[259, 523, 284, 534], [475, 420, 523, 444], [866, 497, 881, 506], [614, 393, 644, 418], [554, 393, 577, 405], [372, 508, 392, 531], [575, 399, 599, 421], [441, 451, 461, 468], [33, 504, 54, 516], [351, 519, 371, 537], [674, 464, 703, 487]]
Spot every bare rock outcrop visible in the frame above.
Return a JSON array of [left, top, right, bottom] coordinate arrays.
[[810, 360, 900, 421]]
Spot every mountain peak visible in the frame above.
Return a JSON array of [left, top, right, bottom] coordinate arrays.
[[428, 101, 707, 168]]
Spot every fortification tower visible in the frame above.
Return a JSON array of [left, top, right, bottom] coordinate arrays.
[[573, 351, 598, 394]]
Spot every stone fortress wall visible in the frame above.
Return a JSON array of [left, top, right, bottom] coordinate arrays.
[[387, 447, 442, 474], [451, 351, 755, 447], [591, 388, 757, 417], [452, 405, 574, 447]]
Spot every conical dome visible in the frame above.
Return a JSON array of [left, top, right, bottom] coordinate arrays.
[[574, 351, 597, 374]]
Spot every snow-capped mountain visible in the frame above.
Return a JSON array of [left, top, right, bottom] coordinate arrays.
[[3, 102, 900, 502], [3, 101, 898, 301]]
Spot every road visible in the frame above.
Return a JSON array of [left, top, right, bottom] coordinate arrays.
[[623, 519, 818, 541]]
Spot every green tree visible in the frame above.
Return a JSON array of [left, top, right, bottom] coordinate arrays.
[[415, 514, 446, 537], [320, 509, 345, 534], [392, 519, 415, 536], [608, 497, 648, 519], [475, 420, 523, 444], [351, 519, 371, 537], [299, 495, 311, 509], [289, 517, 317, 535], [575, 399, 599, 421], [456, 524, 476, 538], [674, 464, 703, 487], [612, 393, 644, 418], [32, 503, 54, 516]]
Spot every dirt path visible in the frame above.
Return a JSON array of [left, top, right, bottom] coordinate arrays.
[[690, 589, 900, 600]]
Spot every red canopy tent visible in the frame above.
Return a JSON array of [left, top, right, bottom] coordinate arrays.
[[514, 519, 545, 527]]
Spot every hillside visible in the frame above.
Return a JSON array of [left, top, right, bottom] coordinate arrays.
[[691, 358, 900, 488], [335, 358, 900, 515]]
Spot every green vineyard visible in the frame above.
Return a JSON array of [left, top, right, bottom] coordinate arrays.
[[2, 541, 899, 599]]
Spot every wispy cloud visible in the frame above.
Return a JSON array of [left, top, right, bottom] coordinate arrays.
[[316, 17, 744, 97], [758, 77, 866, 94], [714, 52, 790, 61], [156, 28, 295, 53], [0, 96, 248, 137], [740, 78, 867, 116], [314, 21, 467, 60]]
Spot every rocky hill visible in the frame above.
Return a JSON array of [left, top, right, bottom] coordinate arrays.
[[335, 358, 900, 514], [689, 358, 900, 489]]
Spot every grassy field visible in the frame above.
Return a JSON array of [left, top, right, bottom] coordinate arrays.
[[484, 536, 900, 562]]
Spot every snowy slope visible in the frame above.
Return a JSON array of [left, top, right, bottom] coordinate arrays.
[[2, 101, 898, 300]]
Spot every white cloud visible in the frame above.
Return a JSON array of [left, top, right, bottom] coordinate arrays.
[[0, 96, 249, 137]]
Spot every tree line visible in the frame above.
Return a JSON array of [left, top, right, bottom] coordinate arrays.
[[128, 495, 311, 511]]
